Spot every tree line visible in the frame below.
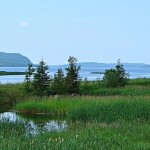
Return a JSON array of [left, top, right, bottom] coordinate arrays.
[[25, 56, 129, 96], [25, 56, 81, 96]]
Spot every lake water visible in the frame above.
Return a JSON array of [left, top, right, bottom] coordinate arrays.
[[0, 65, 150, 83]]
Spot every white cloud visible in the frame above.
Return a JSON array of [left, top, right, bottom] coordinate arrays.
[[19, 22, 30, 27]]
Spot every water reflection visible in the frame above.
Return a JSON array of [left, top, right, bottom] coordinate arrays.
[[0, 112, 68, 136]]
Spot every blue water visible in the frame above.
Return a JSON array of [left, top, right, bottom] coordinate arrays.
[[0, 65, 150, 84]]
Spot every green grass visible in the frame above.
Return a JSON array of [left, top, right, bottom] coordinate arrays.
[[15, 98, 82, 116], [79, 78, 150, 96], [1, 78, 150, 106], [2, 78, 150, 149], [15, 96, 150, 123], [0, 79, 150, 150], [0, 121, 150, 150], [68, 97, 150, 123], [128, 78, 150, 86], [0, 83, 26, 105]]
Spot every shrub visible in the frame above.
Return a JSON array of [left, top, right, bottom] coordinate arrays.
[[103, 60, 129, 88]]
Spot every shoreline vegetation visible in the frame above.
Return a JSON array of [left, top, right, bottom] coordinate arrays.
[[15, 96, 150, 122], [0, 71, 26, 76], [90, 71, 104, 74], [1, 57, 150, 149]]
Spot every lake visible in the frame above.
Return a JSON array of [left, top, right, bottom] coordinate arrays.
[[0, 111, 68, 136], [0, 64, 150, 83]]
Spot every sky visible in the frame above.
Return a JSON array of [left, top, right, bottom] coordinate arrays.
[[0, 0, 150, 65]]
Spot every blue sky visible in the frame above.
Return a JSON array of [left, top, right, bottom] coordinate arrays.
[[0, 0, 150, 65]]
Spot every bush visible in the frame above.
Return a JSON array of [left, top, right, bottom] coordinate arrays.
[[103, 60, 129, 88]]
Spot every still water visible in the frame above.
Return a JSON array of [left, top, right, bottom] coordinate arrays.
[[0, 65, 150, 83], [0, 111, 68, 136]]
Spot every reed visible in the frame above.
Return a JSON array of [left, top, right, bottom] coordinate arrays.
[[68, 98, 150, 123], [15, 96, 150, 123], [15, 98, 82, 116]]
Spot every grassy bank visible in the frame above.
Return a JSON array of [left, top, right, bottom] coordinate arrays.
[[15, 96, 150, 123], [0, 83, 26, 105], [1, 78, 150, 106], [15, 98, 80, 116], [80, 78, 150, 96]]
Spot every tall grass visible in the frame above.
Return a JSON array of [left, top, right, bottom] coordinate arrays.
[[0, 121, 150, 150], [15, 98, 83, 116], [15, 96, 150, 123], [68, 98, 150, 123], [80, 78, 150, 96], [1, 78, 150, 106], [128, 78, 150, 86]]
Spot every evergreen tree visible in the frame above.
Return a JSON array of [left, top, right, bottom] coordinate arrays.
[[24, 64, 35, 93], [52, 68, 66, 94], [33, 59, 51, 96], [115, 59, 129, 87], [65, 56, 81, 94]]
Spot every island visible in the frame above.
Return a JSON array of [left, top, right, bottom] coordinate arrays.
[[0, 71, 26, 76]]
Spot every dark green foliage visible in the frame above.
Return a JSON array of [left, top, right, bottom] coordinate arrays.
[[0, 71, 26, 76], [103, 60, 129, 88], [51, 68, 66, 94], [65, 56, 81, 94], [33, 59, 51, 96], [115, 59, 129, 86], [24, 64, 35, 93], [102, 69, 118, 88]]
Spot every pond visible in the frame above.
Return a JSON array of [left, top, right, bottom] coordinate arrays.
[[0, 111, 68, 136]]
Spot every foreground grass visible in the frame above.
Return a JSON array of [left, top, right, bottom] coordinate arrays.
[[0, 121, 150, 150]]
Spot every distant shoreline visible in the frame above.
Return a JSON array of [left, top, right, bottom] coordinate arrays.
[[0, 71, 26, 76], [90, 72, 104, 74]]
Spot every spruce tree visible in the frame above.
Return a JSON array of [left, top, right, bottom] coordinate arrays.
[[24, 64, 35, 93], [33, 59, 51, 96], [52, 68, 66, 94], [65, 56, 81, 94]]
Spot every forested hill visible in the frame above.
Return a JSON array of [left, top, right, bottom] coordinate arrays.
[[0, 52, 33, 67]]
